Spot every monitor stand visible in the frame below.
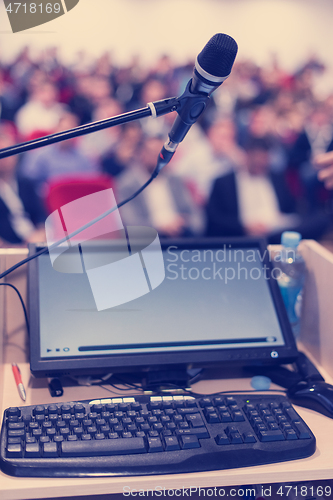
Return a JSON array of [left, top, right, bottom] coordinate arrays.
[[141, 366, 203, 392]]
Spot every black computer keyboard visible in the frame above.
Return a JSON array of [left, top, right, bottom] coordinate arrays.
[[0, 393, 316, 477]]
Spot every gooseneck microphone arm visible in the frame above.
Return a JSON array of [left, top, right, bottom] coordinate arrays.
[[0, 97, 180, 160]]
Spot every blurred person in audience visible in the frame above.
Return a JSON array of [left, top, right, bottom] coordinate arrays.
[[138, 78, 172, 137], [112, 57, 148, 112], [19, 111, 96, 198], [15, 80, 66, 140], [7, 47, 36, 95], [314, 150, 333, 189], [0, 69, 22, 122], [288, 102, 333, 210], [102, 138, 136, 179], [68, 75, 95, 125], [116, 135, 203, 237], [101, 123, 143, 178], [0, 122, 46, 245], [206, 137, 328, 243], [89, 75, 113, 108], [239, 104, 290, 174], [233, 60, 261, 112], [271, 89, 307, 147], [77, 98, 123, 165], [174, 118, 246, 205], [92, 52, 114, 78]]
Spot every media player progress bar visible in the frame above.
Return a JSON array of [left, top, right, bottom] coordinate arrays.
[[78, 337, 277, 351]]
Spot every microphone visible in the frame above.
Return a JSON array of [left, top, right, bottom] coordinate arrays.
[[155, 33, 238, 174]]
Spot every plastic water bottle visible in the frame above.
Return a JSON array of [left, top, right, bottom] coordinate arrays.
[[276, 231, 306, 339]]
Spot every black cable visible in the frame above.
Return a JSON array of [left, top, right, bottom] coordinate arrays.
[[0, 282, 29, 335], [180, 387, 288, 398], [0, 171, 157, 281]]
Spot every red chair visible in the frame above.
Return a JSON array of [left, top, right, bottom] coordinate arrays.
[[45, 175, 114, 214], [44, 175, 124, 242]]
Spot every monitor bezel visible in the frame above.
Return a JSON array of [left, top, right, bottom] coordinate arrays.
[[28, 237, 299, 378]]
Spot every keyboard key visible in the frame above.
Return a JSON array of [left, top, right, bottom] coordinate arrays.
[[8, 429, 25, 438], [7, 437, 22, 444], [164, 436, 180, 451], [232, 411, 245, 422], [243, 432, 256, 443], [8, 422, 25, 430], [95, 433, 106, 440], [43, 442, 58, 457], [229, 432, 243, 444], [185, 414, 205, 427], [224, 397, 237, 406], [67, 435, 78, 441], [220, 412, 232, 423], [177, 407, 200, 415], [225, 425, 238, 435], [185, 399, 197, 408], [148, 437, 163, 452], [268, 423, 279, 431], [6, 443, 23, 458], [293, 422, 311, 439], [61, 437, 147, 456], [180, 435, 200, 449], [61, 405, 72, 414], [285, 429, 298, 440], [176, 427, 209, 439], [6, 407, 21, 418], [285, 408, 302, 422], [206, 412, 220, 424], [74, 404, 86, 413], [47, 405, 59, 414], [215, 433, 229, 445], [25, 442, 40, 457], [199, 398, 212, 407], [40, 436, 50, 443], [258, 430, 285, 442], [33, 406, 46, 416], [28, 422, 40, 431]]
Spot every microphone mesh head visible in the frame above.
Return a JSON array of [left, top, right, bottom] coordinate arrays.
[[197, 33, 238, 78]]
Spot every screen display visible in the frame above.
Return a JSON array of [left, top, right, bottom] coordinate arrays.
[[29, 239, 298, 376]]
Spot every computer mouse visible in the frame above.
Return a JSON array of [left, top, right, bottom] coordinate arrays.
[[287, 381, 333, 418]]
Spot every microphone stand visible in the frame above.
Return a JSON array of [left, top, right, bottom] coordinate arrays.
[[0, 97, 180, 160], [0, 96, 181, 280]]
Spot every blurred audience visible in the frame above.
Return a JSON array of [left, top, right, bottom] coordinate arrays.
[[0, 122, 46, 245], [0, 45, 332, 242]]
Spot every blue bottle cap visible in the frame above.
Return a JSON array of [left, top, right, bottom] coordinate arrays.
[[250, 375, 271, 391], [281, 231, 301, 248]]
